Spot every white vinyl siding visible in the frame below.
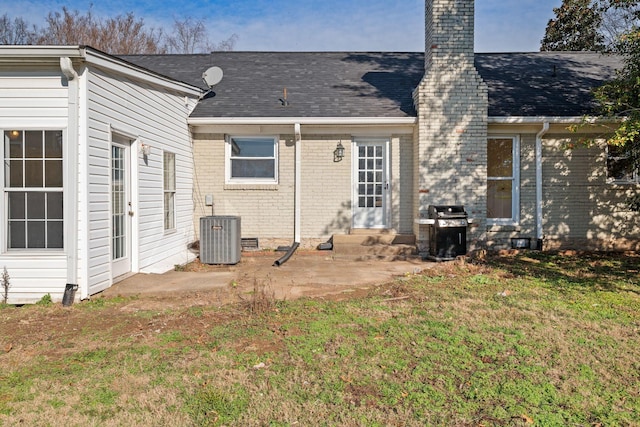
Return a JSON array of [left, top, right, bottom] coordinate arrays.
[[86, 67, 196, 291], [0, 71, 69, 304]]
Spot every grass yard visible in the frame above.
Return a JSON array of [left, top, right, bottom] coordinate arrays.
[[1, 252, 639, 426]]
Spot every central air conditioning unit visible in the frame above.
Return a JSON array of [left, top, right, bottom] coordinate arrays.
[[199, 216, 241, 264]]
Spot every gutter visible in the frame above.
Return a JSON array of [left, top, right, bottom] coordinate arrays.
[[273, 123, 302, 266], [489, 116, 593, 124], [60, 57, 80, 305], [188, 117, 417, 126], [535, 122, 550, 250]]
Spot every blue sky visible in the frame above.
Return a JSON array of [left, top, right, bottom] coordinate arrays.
[[1, 0, 562, 52]]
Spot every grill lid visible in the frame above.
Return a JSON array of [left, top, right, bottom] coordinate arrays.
[[427, 205, 467, 219]]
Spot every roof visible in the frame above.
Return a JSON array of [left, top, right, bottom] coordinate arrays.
[[121, 51, 623, 119]]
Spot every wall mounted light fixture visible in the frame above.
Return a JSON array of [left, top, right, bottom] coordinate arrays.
[[140, 143, 151, 156], [333, 140, 345, 162]]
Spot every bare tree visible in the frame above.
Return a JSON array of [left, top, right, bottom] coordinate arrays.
[[166, 17, 238, 53], [0, 14, 38, 45], [37, 7, 165, 54], [211, 34, 238, 52], [597, 0, 640, 48]]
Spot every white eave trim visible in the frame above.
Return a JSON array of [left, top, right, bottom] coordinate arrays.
[[0, 45, 85, 59], [0, 45, 202, 96], [488, 116, 617, 124], [188, 117, 417, 126], [85, 49, 202, 96]]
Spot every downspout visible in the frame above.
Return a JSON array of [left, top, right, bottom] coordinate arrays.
[[60, 57, 80, 305], [535, 122, 550, 251], [273, 123, 302, 266]]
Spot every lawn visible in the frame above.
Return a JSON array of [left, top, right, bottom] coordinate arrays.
[[1, 252, 639, 426]]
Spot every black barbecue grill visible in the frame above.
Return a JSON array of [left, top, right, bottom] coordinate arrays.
[[427, 205, 468, 260]]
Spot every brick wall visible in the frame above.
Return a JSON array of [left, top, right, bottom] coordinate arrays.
[[541, 135, 640, 250], [193, 133, 415, 248]]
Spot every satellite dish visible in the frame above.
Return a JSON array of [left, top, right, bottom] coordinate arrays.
[[202, 66, 223, 88]]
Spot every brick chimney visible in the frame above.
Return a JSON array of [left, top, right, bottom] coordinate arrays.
[[414, 0, 489, 253]]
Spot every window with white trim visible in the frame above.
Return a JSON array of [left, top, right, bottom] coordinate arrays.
[[487, 136, 520, 224], [226, 136, 278, 183], [4, 130, 64, 249], [607, 144, 639, 184], [163, 151, 176, 230]]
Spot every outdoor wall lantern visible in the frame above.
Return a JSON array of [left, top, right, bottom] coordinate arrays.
[[140, 143, 151, 156], [333, 140, 345, 162]]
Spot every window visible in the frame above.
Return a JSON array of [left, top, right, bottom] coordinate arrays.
[[487, 137, 519, 224], [607, 144, 639, 184], [226, 136, 278, 183], [4, 130, 63, 249], [163, 151, 176, 230]]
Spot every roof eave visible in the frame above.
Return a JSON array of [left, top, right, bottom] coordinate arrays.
[[488, 116, 618, 124], [188, 117, 417, 126]]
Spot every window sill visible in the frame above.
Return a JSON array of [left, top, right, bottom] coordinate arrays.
[[224, 184, 279, 191], [1, 250, 66, 257], [486, 224, 521, 232], [607, 180, 640, 186]]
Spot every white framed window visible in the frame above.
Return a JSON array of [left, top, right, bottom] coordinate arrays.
[[487, 136, 520, 225], [163, 151, 176, 230], [607, 144, 639, 184], [226, 136, 278, 184], [4, 130, 64, 249]]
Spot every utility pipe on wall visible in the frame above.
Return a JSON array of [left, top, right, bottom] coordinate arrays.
[[60, 57, 80, 304], [294, 123, 302, 243], [535, 122, 550, 250], [273, 123, 302, 266]]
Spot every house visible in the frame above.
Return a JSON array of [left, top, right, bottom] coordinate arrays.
[[0, 46, 201, 304], [1, 0, 639, 303]]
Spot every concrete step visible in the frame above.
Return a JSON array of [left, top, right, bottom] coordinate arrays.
[[332, 233, 416, 246], [332, 232, 417, 261]]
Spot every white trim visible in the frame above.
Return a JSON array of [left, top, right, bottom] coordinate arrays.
[[486, 135, 520, 226], [0, 46, 202, 96], [162, 150, 177, 232], [190, 117, 416, 126], [225, 135, 279, 185], [0, 46, 84, 59], [536, 123, 549, 242], [606, 144, 640, 184], [351, 137, 391, 229], [294, 124, 301, 243], [61, 57, 79, 289], [85, 49, 202, 96], [488, 116, 617, 125]]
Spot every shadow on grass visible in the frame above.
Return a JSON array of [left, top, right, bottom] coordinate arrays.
[[487, 251, 640, 295]]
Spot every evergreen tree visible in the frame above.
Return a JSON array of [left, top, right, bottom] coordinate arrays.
[[541, 0, 606, 51]]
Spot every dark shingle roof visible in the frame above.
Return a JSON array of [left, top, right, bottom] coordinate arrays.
[[121, 51, 622, 118], [475, 52, 622, 117]]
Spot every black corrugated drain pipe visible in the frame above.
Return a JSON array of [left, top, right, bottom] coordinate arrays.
[[273, 242, 299, 267]]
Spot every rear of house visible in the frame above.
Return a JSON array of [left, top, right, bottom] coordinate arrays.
[[2, 0, 639, 304], [0, 46, 201, 304]]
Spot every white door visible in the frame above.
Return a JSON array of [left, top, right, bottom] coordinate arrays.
[[352, 140, 390, 229], [111, 138, 132, 278]]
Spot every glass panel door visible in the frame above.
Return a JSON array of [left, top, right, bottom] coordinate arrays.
[[352, 140, 389, 228], [111, 139, 131, 278]]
